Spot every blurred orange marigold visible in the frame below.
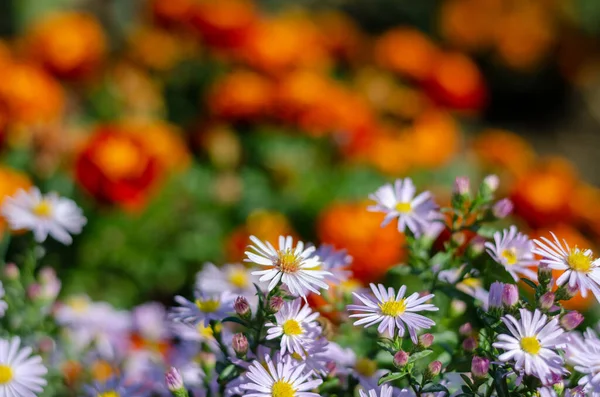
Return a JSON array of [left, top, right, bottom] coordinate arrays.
[[471, 129, 535, 178], [209, 70, 273, 121]]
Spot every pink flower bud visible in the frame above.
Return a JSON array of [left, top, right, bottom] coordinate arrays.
[[539, 292, 555, 310], [4, 263, 19, 280], [232, 333, 249, 357], [427, 361, 442, 377], [27, 283, 42, 300], [418, 333, 434, 348], [560, 312, 584, 331], [483, 174, 499, 192], [459, 323, 472, 336], [492, 198, 513, 219], [393, 350, 410, 368], [471, 356, 490, 379], [502, 284, 518, 307], [462, 336, 478, 352], [454, 176, 470, 196], [234, 296, 251, 318], [268, 296, 284, 313], [165, 367, 184, 392]]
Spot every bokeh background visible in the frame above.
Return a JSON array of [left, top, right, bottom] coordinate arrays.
[[0, 0, 600, 311]]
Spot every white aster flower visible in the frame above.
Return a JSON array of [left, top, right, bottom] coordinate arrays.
[[169, 290, 235, 325], [493, 308, 566, 384], [0, 337, 47, 397], [266, 299, 321, 357], [485, 226, 538, 282], [533, 233, 600, 300], [359, 384, 394, 397], [368, 178, 438, 236], [245, 235, 331, 299], [565, 328, 600, 396], [240, 354, 322, 397], [310, 244, 352, 284], [196, 262, 259, 296], [348, 283, 438, 343], [282, 336, 330, 376], [1, 187, 86, 245]]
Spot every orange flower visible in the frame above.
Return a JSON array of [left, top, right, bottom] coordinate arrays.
[[424, 52, 486, 111], [374, 28, 440, 81], [318, 202, 406, 283], [409, 110, 460, 169], [531, 225, 596, 311], [75, 125, 162, 209], [471, 129, 535, 178], [510, 158, 578, 228], [62, 360, 83, 387], [362, 125, 413, 175], [238, 16, 329, 74], [91, 360, 118, 383], [315, 11, 365, 63], [190, 0, 257, 49], [0, 167, 32, 236], [439, 0, 501, 51], [110, 62, 165, 119], [128, 27, 191, 72], [208, 70, 273, 121], [150, 0, 195, 27], [226, 210, 297, 262], [0, 62, 64, 125], [197, 124, 242, 169], [25, 12, 106, 79], [570, 183, 600, 239]]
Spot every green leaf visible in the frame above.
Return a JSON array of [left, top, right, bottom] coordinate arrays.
[[378, 372, 407, 385], [460, 374, 474, 389], [218, 364, 236, 381], [422, 384, 450, 393], [520, 278, 537, 290], [408, 349, 433, 363], [221, 316, 247, 326]]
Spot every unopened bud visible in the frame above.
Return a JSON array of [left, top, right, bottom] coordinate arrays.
[[539, 292, 555, 310], [538, 265, 553, 287], [488, 282, 504, 310], [471, 356, 490, 379], [450, 299, 467, 316], [454, 176, 470, 196], [468, 237, 486, 256], [502, 284, 518, 307], [560, 312, 584, 331], [426, 360, 442, 378], [462, 336, 478, 352], [4, 263, 19, 280], [483, 175, 499, 193], [234, 296, 251, 319], [165, 367, 186, 394], [27, 283, 42, 300], [232, 333, 249, 358], [492, 198, 513, 219], [268, 296, 284, 314], [393, 350, 410, 368], [459, 323, 472, 336], [418, 333, 434, 348]]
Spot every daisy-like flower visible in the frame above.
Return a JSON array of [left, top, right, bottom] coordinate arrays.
[[493, 308, 566, 384], [266, 299, 321, 357], [368, 178, 438, 236], [485, 226, 538, 282], [240, 354, 322, 397], [169, 290, 235, 325], [283, 336, 330, 376], [1, 187, 86, 245], [565, 329, 600, 395], [310, 244, 352, 284], [245, 235, 331, 299], [196, 263, 259, 296], [347, 283, 438, 343], [359, 385, 394, 397], [533, 233, 600, 301], [0, 337, 47, 396]]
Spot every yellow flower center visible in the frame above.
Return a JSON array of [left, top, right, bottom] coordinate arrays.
[[567, 249, 593, 273], [282, 319, 303, 336], [395, 202, 412, 213], [68, 296, 89, 313], [97, 391, 120, 397], [228, 269, 249, 288], [520, 336, 541, 355], [379, 298, 407, 317], [33, 200, 52, 217], [354, 358, 377, 377], [272, 380, 295, 397], [0, 365, 13, 384], [195, 298, 221, 313], [461, 277, 481, 288], [197, 322, 215, 339], [501, 248, 518, 266], [277, 250, 300, 273], [92, 137, 145, 181]]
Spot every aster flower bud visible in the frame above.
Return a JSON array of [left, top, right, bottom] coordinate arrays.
[[165, 367, 188, 396], [418, 333, 434, 348], [450, 299, 467, 316], [483, 174, 499, 193], [27, 283, 42, 300], [4, 263, 19, 280], [538, 265, 553, 287], [459, 323, 472, 336], [560, 311, 584, 331], [471, 356, 490, 379], [539, 292, 555, 310], [393, 350, 410, 368], [426, 360, 442, 378], [462, 336, 478, 352], [488, 282, 504, 309], [501, 284, 518, 307], [234, 296, 251, 319], [232, 333, 248, 358], [453, 176, 470, 197], [468, 237, 486, 256], [268, 296, 284, 314], [492, 198, 513, 219]]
